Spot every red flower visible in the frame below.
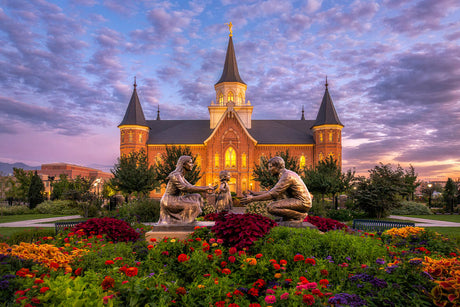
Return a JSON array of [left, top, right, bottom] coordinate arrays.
[[320, 269, 329, 276], [228, 256, 236, 263], [178, 254, 190, 262], [238, 250, 246, 256], [114, 257, 123, 261], [255, 253, 263, 258], [15, 290, 26, 296], [273, 263, 281, 270], [249, 304, 261, 307], [34, 278, 44, 284], [126, 267, 138, 277], [40, 287, 50, 293], [105, 260, 114, 265], [150, 238, 157, 242], [305, 258, 316, 265], [280, 259, 287, 265], [203, 274, 211, 277], [229, 247, 237, 254], [220, 261, 227, 268], [222, 268, 231, 275], [214, 249, 222, 256], [294, 254, 305, 262], [319, 279, 329, 287], [31, 298, 40, 304], [101, 276, 115, 290], [176, 287, 186, 295], [215, 301, 225, 307], [74, 268, 82, 276], [207, 254, 213, 260], [161, 251, 169, 256], [253, 279, 266, 288], [228, 304, 240, 307], [248, 287, 259, 296], [303, 294, 315, 305], [202, 243, 210, 252]]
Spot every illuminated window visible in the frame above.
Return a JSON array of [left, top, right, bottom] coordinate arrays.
[[319, 152, 324, 161], [299, 155, 306, 169], [219, 93, 224, 105], [228, 91, 234, 102], [215, 154, 219, 168], [241, 153, 247, 168], [139, 133, 143, 143], [196, 154, 201, 167], [225, 147, 236, 168], [319, 133, 323, 143], [128, 132, 133, 143], [242, 178, 247, 191], [156, 154, 162, 164], [329, 132, 333, 142]]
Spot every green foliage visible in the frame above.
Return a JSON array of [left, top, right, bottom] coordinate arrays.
[[4, 227, 54, 245], [355, 163, 411, 218], [252, 150, 300, 189], [28, 171, 44, 209], [401, 165, 420, 201], [443, 178, 458, 213], [7, 168, 34, 203], [33, 200, 80, 215], [154, 145, 202, 185], [326, 209, 356, 221], [244, 201, 270, 217], [390, 201, 433, 215], [105, 198, 160, 223], [51, 174, 95, 202], [201, 200, 216, 216], [111, 149, 158, 197], [0, 204, 30, 215]]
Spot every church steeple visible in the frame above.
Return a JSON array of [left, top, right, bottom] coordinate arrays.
[[301, 105, 305, 120], [119, 77, 147, 127], [156, 105, 161, 120], [312, 77, 343, 128], [215, 32, 245, 85]]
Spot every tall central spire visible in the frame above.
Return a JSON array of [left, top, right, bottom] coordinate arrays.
[[215, 26, 245, 85]]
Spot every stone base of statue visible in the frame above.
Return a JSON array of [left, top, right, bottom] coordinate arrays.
[[145, 221, 215, 242], [277, 221, 318, 229]]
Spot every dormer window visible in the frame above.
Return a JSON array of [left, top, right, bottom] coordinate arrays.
[[228, 91, 234, 102]]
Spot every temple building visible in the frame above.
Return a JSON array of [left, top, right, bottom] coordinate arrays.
[[119, 31, 343, 197]]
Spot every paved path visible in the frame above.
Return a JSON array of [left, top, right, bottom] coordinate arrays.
[[0, 215, 81, 228], [388, 215, 460, 227]]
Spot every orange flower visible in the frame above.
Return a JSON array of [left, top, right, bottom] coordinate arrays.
[[222, 268, 231, 275], [126, 267, 138, 277], [245, 258, 257, 266]]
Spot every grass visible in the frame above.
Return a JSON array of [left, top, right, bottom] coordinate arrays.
[[0, 214, 71, 223], [402, 215, 460, 223], [0, 227, 53, 238]]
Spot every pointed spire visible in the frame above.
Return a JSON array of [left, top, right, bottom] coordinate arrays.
[[312, 79, 343, 128], [118, 78, 147, 127], [156, 105, 161, 120], [301, 105, 305, 120], [215, 26, 245, 85]]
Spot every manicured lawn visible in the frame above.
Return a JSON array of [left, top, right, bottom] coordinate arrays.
[[0, 227, 53, 238], [0, 214, 70, 223], [403, 215, 460, 223]]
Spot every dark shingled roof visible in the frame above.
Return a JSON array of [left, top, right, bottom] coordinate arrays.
[[119, 84, 147, 127], [215, 36, 246, 85], [312, 86, 343, 127], [146, 120, 314, 145]]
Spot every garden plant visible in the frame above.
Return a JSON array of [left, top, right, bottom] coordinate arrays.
[[0, 213, 458, 307]]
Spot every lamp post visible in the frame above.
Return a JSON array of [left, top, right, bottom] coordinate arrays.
[[427, 183, 433, 208]]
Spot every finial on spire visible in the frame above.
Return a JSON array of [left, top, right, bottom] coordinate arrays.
[[134, 76, 137, 88], [325, 76, 328, 89], [156, 105, 161, 120], [225, 22, 233, 37], [301, 105, 305, 120]]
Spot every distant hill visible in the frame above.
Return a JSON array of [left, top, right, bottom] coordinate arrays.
[[0, 162, 40, 175]]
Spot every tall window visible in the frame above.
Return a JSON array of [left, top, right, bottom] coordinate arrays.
[[128, 131, 133, 143], [299, 155, 306, 169], [225, 147, 236, 168], [227, 91, 234, 102], [219, 93, 224, 105], [139, 133, 143, 143], [215, 154, 219, 168], [196, 154, 201, 167], [319, 133, 323, 143], [241, 153, 247, 168], [319, 152, 324, 161], [329, 132, 333, 142]]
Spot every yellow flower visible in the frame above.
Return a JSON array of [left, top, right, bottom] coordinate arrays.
[[170, 239, 176, 243], [212, 243, 218, 247]]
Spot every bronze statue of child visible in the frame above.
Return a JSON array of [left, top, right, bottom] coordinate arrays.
[[215, 170, 233, 212]]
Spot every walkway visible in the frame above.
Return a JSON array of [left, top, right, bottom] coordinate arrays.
[[388, 215, 460, 227], [0, 215, 81, 228]]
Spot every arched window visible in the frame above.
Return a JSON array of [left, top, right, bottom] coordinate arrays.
[[227, 91, 234, 102], [319, 152, 324, 161], [299, 155, 306, 169], [215, 154, 219, 168], [225, 147, 236, 168], [218, 93, 224, 105], [329, 132, 333, 142], [319, 133, 323, 143], [241, 153, 247, 168]]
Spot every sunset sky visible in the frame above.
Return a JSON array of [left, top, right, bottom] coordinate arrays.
[[0, 0, 459, 181]]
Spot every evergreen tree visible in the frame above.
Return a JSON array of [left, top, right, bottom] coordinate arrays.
[[9, 168, 34, 203], [252, 150, 300, 189], [154, 145, 202, 185], [111, 149, 158, 197], [28, 171, 44, 209], [443, 178, 458, 213]]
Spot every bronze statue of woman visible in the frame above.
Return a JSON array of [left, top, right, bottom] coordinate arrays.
[[158, 155, 214, 224]]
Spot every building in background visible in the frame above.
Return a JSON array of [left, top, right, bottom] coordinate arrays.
[[119, 31, 343, 197]]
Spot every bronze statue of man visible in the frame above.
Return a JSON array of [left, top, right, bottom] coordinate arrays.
[[158, 156, 214, 224], [241, 156, 312, 221]]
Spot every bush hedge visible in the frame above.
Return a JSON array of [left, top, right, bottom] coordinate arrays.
[[390, 201, 433, 215]]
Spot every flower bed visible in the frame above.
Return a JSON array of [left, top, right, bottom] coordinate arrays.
[[0, 218, 458, 306]]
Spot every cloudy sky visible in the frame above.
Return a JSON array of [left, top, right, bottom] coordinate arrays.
[[0, 0, 459, 180]]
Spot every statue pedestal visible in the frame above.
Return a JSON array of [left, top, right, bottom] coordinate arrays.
[[145, 221, 215, 242]]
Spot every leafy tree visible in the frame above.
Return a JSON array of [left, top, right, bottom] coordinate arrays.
[[252, 150, 300, 189], [443, 178, 458, 213], [8, 168, 34, 203], [354, 163, 405, 218], [51, 174, 72, 200], [111, 149, 158, 197], [28, 171, 44, 209], [401, 165, 420, 201], [154, 145, 202, 185]]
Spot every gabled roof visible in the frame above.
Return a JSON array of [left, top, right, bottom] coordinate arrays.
[[119, 81, 147, 127], [215, 36, 246, 85], [312, 81, 343, 128], [145, 119, 315, 145]]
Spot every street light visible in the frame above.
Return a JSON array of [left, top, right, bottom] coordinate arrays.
[[427, 183, 433, 207]]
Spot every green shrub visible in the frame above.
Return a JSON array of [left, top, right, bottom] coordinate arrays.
[[244, 201, 270, 217], [5, 228, 55, 245], [201, 200, 216, 216], [78, 201, 101, 218], [327, 208, 366, 221], [33, 200, 80, 215], [107, 198, 160, 223], [0, 205, 30, 215], [390, 201, 433, 215]]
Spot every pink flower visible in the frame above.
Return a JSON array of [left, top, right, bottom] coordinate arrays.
[[266, 289, 275, 294], [265, 295, 276, 304], [280, 292, 289, 300]]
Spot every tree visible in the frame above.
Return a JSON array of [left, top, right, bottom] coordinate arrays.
[[8, 168, 34, 203], [443, 178, 458, 213], [252, 150, 300, 189], [401, 165, 420, 201], [154, 145, 202, 185], [51, 174, 72, 200], [354, 163, 405, 218], [28, 171, 44, 209], [111, 149, 158, 197]]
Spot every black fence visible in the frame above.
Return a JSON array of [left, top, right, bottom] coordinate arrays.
[[352, 219, 415, 232], [55, 221, 86, 234]]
